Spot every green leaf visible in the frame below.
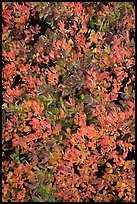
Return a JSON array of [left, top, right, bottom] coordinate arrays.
[[38, 186, 47, 196], [81, 94, 85, 100], [91, 29, 96, 34], [32, 195, 42, 202], [121, 134, 130, 141], [102, 25, 107, 31], [60, 97, 67, 113], [39, 13, 44, 19], [52, 26, 56, 30], [38, 165, 45, 170], [97, 96, 102, 102], [10, 153, 16, 159], [2, 44, 7, 51], [14, 156, 19, 163], [89, 21, 94, 28], [20, 156, 25, 161], [105, 47, 111, 54], [7, 30, 10, 34], [15, 147, 19, 155], [51, 107, 59, 115]]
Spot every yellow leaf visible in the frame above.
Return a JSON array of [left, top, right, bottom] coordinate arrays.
[[93, 48, 100, 53], [47, 166, 53, 170], [126, 186, 131, 192], [98, 86, 101, 91], [68, 38, 73, 45], [107, 168, 113, 173], [2, 103, 8, 109], [7, 171, 13, 180], [117, 181, 127, 189], [118, 191, 124, 198]]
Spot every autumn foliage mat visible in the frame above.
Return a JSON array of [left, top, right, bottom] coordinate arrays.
[[2, 2, 135, 202]]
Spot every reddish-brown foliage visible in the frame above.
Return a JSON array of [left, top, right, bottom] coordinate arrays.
[[2, 2, 135, 202]]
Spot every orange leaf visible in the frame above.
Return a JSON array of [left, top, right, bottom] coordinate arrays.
[[76, 103, 84, 110], [20, 64, 28, 72], [69, 97, 75, 107], [53, 123, 62, 135], [47, 67, 58, 86], [42, 132, 48, 139], [23, 126, 30, 132], [7, 171, 13, 180], [59, 108, 67, 119]]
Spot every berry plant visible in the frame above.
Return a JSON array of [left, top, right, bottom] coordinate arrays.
[[2, 2, 135, 202]]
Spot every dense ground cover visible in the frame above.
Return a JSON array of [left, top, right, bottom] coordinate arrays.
[[2, 2, 135, 202]]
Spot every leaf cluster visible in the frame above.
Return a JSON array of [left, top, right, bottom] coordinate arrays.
[[2, 2, 135, 202]]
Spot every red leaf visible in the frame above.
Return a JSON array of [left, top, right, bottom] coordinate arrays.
[[65, 97, 75, 108], [100, 71, 108, 80], [88, 6, 95, 15], [111, 93, 118, 101], [58, 21, 66, 34], [74, 2, 83, 15], [102, 93, 110, 103], [2, 9, 14, 25], [102, 5, 110, 14], [89, 185, 96, 194], [49, 50, 54, 59], [73, 21, 78, 29], [127, 100, 134, 109], [61, 39, 71, 51], [122, 149, 128, 160], [98, 180, 105, 191], [29, 118, 39, 129]]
